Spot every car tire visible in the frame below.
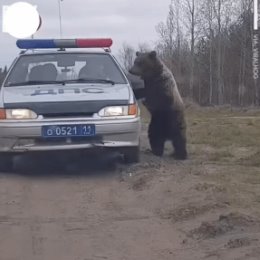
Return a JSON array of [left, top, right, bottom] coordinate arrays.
[[0, 154, 14, 172], [123, 146, 140, 164]]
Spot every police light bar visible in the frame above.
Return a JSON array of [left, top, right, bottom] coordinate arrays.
[[16, 38, 113, 49]]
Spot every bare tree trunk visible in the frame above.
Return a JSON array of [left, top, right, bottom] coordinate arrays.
[[239, 34, 246, 106], [118, 43, 135, 71], [189, 0, 195, 100], [168, 1, 175, 71], [238, 0, 250, 107], [216, 0, 224, 105], [209, 35, 213, 105], [176, 0, 182, 75], [221, 34, 226, 104], [239, 51, 246, 106], [205, 0, 214, 105]]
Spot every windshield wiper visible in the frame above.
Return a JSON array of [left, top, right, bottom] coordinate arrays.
[[7, 80, 66, 87], [7, 78, 116, 87], [75, 78, 115, 85]]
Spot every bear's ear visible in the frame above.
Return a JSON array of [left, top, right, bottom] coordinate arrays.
[[136, 51, 141, 57], [149, 51, 157, 59]]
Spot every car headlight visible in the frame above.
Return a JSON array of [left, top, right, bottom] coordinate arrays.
[[0, 109, 37, 120], [98, 104, 138, 117]]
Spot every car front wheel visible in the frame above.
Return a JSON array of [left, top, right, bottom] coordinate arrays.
[[0, 154, 14, 172], [123, 146, 140, 164]]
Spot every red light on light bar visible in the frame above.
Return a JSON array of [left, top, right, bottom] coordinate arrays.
[[76, 38, 113, 48]]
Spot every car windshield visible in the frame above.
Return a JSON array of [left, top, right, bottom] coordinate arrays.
[[5, 53, 127, 87]]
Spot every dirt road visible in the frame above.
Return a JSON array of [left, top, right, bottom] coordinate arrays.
[[0, 113, 260, 260]]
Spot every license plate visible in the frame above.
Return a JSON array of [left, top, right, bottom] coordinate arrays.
[[42, 124, 95, 138]]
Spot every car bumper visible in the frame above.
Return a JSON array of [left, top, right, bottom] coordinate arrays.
[[0, 117, 141, 153]]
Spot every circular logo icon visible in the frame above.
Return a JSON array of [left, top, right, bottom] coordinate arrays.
[[3, 2, 41, 38]]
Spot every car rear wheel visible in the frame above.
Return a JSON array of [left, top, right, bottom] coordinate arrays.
[[123, 146, 140, 164], [0, 154, 14, 172]]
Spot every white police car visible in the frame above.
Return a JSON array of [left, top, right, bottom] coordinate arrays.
[[0, 38, 141, 170]]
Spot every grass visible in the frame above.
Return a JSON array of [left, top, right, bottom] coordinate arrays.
[[140, 104, 260, 215], [186, 107, 260, 150], [140, 104, 260, 165], [187, 113, 260, 148], [183, 106, 260, 216]]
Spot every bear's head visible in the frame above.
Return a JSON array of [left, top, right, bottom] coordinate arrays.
[[129, 51, 163, 79]]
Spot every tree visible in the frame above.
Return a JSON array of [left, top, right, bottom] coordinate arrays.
[[118, 43, 135, 71], [152, 0, 257, 106], [200, 0, 215, 104], [155, 0, 176, 70], [237, 0, 254, 106], [155, 0, 190, 97], [137, 42, 151, 52], [183, 0, 201, 99]]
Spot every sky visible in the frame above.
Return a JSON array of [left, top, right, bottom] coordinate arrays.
[[0, 0, 170, 67]]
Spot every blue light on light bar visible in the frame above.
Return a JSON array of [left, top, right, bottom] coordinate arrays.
[[16, 38, 113, 49], [16, 39, 56, 49]]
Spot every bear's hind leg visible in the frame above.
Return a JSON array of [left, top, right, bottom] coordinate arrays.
[[149, 136, 165, 156], [171, 129, 187, 160], [148, 118, 165, 157]]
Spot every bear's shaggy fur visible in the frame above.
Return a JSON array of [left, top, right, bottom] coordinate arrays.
[[129, 51, 187, 159]]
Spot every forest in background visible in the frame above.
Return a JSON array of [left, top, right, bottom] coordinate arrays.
[[119, 0, 259, 107]]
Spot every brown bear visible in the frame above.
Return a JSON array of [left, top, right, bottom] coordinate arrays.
[[129, 50, 187, 160]]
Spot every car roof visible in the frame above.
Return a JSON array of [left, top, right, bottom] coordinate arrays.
[[19, 48, 112, 56]]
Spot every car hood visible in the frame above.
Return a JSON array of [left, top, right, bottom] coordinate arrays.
[[3, 83, 130, 104]]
